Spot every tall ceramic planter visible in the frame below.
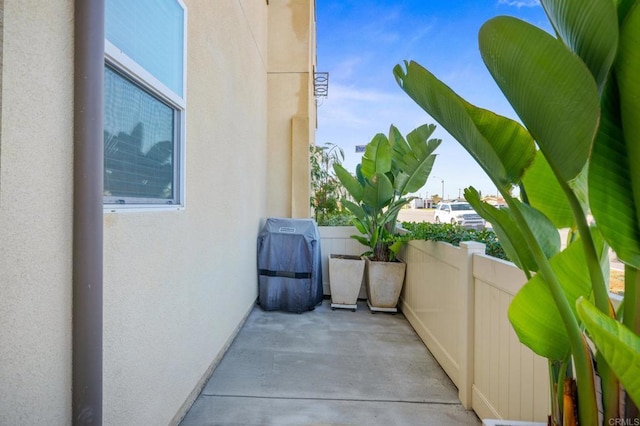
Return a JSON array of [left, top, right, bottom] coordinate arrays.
[[329, 254, 365, 311], [364, 257, 406, 313]]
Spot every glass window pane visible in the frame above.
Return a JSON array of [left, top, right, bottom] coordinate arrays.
[[106, 0, 184, 97], [104, 67, 176, 202]]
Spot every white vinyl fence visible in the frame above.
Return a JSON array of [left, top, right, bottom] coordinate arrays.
[[319, 226, 549, 423]]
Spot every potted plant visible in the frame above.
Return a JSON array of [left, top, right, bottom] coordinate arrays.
[[394, 0, 640, 423], [334, 124, 441, 313]]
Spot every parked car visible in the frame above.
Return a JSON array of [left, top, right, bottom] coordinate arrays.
[[434, 201, 485, 229]]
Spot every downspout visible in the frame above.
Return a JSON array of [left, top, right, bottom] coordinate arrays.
[[73, 0, 104, 424]]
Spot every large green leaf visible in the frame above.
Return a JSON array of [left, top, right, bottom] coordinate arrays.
[[465, 188, 536, 272], [466, 188, 561, 269], [522, 151, 575, 229], [590, 3, 640, 269], [577, 297, 640, 406], [479, 16, 600, 183], [362, 172, 394, 211], [515, 199, 562, 259], [406, 124, 437, 159], [392, 124, 441, 195], [589, 78, 640, 269], [361, 133, 391, 179], [394, 61, 535, 193], [509, 234, 598, 360], [334, 163, 363, 202], [341, 199, 365, 221], [509, 277, 570, 361], [540, 0, 618, 90], [618, 0, 638, 25], [618, 2, 640, 257]]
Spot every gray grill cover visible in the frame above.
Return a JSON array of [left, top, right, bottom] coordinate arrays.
[[257, 218, 323, 312]]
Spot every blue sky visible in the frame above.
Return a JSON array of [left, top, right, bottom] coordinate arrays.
[[316, 0, 552, 200]]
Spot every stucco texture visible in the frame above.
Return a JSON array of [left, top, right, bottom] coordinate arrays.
[[0, 1, 74, 424], [266, 0, 316, 218], [102, 1, 271, 425]]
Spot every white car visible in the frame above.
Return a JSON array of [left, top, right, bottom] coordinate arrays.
[[434, 202, 485, 229]]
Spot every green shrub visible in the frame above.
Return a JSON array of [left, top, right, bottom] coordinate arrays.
[[318, 213, 356, 227], [401, 221, 509, 261]]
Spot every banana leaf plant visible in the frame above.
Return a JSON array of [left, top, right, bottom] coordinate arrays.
[[394, 0, 640, 424], [333, 124, 441, 262]]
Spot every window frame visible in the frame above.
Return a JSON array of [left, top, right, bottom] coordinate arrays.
[[103, 0, 187, 210]]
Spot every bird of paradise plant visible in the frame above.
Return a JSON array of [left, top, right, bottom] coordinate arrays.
[[394, 0, 640, 424]]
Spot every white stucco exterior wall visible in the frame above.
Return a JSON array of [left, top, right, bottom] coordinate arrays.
[[102, 1, 270, 424], [267, 0, 316, 218], [0, 1, 74, 424]]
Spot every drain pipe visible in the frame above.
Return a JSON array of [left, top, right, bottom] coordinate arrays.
[[73, 0, 104, 424]]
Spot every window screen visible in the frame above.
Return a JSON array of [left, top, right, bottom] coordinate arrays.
[[104, 66, 177, 203], [104, 0, 185, 207]]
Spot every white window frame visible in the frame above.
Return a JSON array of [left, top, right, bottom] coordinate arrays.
[[103, 0, 187, 211]]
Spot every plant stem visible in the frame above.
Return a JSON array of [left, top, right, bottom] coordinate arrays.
[[506, 197, 600, 426], [562, 180, 611, 315], [560, 179, 621, 421], [623, 265, 640, 418]]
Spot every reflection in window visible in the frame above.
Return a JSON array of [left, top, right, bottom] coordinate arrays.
[[104, 67, 176, 202]]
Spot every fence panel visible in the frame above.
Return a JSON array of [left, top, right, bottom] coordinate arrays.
[[472, 254, 549, 422]]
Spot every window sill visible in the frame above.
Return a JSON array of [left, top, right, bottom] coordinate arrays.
[[104, 205, 184, 214]]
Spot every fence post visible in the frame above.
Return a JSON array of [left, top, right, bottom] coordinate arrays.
[[458, 241, 485, 409]]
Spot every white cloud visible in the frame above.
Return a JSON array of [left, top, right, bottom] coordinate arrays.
[[497, 0, 540, 7]]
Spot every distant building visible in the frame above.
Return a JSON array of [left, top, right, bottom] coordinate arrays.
[[483, 195, 507, 208]]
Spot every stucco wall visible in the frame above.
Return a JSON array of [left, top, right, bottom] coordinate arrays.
[[0, 1, 74, 424], [267, 0, 316, 218], [102, 1, 270, 425]]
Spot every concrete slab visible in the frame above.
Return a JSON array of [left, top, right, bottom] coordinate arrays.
[[180, 300, 481, 425], [181, 396, 481, 426]]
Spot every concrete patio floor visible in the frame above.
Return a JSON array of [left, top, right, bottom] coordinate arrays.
[[180, 299, 482, 426]]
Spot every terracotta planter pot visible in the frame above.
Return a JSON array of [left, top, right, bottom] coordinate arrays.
[[329, 254, 365, 311], [364, 257, 406, 313]]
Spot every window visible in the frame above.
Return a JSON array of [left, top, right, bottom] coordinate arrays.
[[104, 0, 186, 206]]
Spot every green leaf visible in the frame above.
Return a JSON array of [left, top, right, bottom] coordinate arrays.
[[618, 0, 637, 25], [509, 277, 570, 361], [577, 297, 640, 407], [589, 78, 640, 269], [522, 151, 575, 229], [509, 234, 598, 360], [361, 133, 391, 179], [394, 61, 535, 193], [590, 3, 640, 269], [392, 124, 441, 195], [362, 172, 394, 210], [540, 0, 618, 89], [334, 164, 363, 202], [465, 188, 537, 272], [466, 187, 560, 271], [479, 16, 600, 183], [406, 123, 437, 158], [617, 2, 640, 258], [350, 234, 370, 249], [341, 199, 365, 221]]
